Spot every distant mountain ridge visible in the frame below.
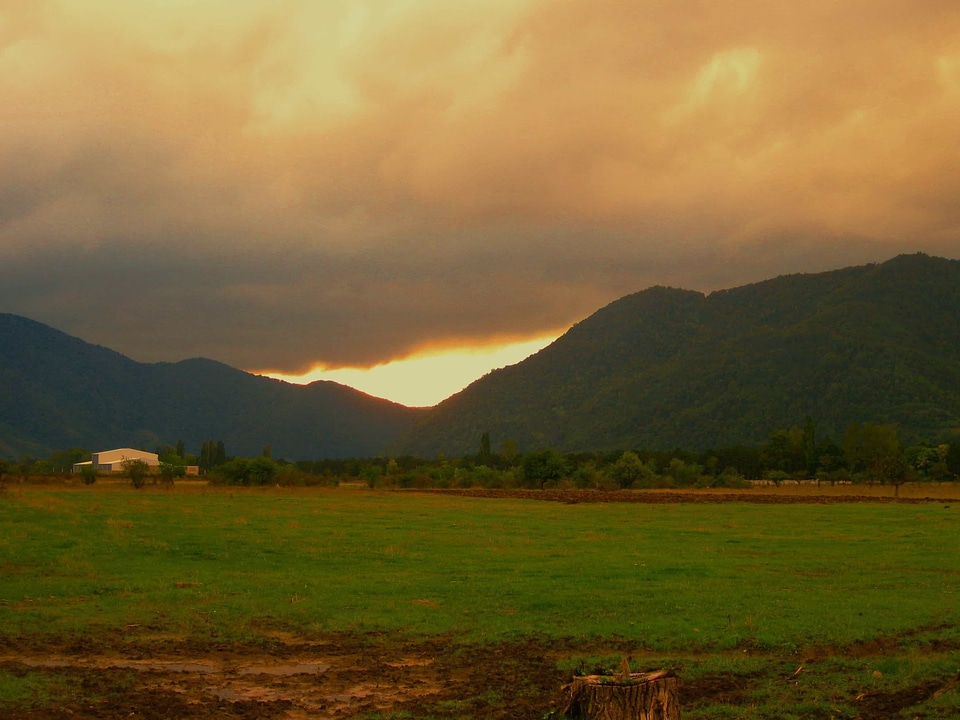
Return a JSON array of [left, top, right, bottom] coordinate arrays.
[[5, 253, 960, 462], [0, 314, 425, 459], [393, 253, 960, 456]]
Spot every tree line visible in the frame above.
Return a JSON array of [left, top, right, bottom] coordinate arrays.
[[292, 421, 960, 492], [2, 420, 959, 491]]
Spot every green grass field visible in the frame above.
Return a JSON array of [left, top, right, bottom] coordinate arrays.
[[2, 485, 960, 718]]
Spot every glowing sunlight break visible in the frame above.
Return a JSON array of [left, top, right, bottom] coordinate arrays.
[[261, 335, 560, 407]]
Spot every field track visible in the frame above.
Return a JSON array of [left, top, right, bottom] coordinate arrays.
[[4, 629, 956, 719], [408, 486, 960, 504]]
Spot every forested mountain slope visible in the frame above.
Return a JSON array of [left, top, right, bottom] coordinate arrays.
[[394, 254, 960, 456], [0, 315, 425, 459]]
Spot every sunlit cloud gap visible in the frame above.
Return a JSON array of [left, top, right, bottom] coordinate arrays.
[[261, 335, 560, 407]]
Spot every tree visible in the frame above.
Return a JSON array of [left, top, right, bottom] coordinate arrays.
[[15, 455, 35, 479], [124, 459, 151, 489], [199, 441, 211, 471], [360, 464, 383, 488], [215, 458, 250, 485], [929, 444, 953, 482], [945, 441, 960, 478], [610, 451, 653, 489], [158, 462, 185, 486], [842, 422, 902, 482], [522, 448, 567, 489], [478, 432, 492, 464], [802, 416, 818, 475], [664, 458, 705, 487], [262, 443, 272, 459], [249, 456, 278, 485], [876, 452, 913, 497], [49, 448, 89, 474], [79, 463, 98, 485], [816, 439, 845, 474], [176, 439, 185, 459], [761, 427, 805, 475], [573, 461, 602, 489]]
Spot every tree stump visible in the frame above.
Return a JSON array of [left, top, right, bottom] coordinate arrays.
[[557, 669, 680, 720]]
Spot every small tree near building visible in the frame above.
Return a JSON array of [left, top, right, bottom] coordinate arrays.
[[79, 463, 98, 485], [158, 462, 185, 486], [124, 459, 151, 489]]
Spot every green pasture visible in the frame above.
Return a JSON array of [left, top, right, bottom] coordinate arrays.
[[2, 486, 958, 650], [2, 486, 960, 718]]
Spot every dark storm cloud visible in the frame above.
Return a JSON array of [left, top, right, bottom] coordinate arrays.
[[1, 0, 959, 371]]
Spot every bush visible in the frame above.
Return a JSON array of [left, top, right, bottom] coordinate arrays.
[[765, 470, 790, 487], [360, 464, 383, 488], [666, 458, 706, 487], [79, 464, 97, 485], [123, 459, 151, 489], [610, 451, 651, 489], [713, 468, 750, 488], [158, 462, 185, 485], [522, 449, 567, 489], [572, 463, 600, 489], [210, 456, 279, 486], [248, 456, 279, 485]]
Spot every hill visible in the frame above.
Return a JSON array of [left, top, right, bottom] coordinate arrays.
[[394, 253, 960, 456], [0, 315, 425, 460]]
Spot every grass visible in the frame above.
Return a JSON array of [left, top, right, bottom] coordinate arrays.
[[0, 669, 87, 710], [2, 485, 959, 649], [2, 485, 960, 717]]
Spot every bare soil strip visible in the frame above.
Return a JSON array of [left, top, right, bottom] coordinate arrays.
[[408, 487, 960, 504], [3, 631, 957, 719]]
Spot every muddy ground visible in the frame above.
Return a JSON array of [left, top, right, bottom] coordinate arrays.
[[5, 632, 566, 719], [2, 632, 956, 719], [410, 487, 960, 504]]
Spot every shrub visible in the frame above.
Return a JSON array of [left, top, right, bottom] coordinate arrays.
[[79, 464, 97, 485], [123, 459, 151, 489], [158, 462, 185, 485], [714, 468, 750, 488]]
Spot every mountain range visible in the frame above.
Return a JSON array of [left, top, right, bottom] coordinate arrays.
[[3, 253, 960, 461], [392, 253, 960, 456], [0, 314, 424, 460]]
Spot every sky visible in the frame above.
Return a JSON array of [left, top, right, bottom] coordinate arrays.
[[2, 0, 960, 406]]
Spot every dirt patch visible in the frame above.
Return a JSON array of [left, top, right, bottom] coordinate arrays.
[[3, 633, 960, 719], [856, 680, 948, 719], [0, 635, 567, 719], [406, 488, 960, 504], [681, 669, 769, 706]]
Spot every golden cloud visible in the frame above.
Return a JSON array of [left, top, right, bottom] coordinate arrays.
[[1, 0, 958, 370]]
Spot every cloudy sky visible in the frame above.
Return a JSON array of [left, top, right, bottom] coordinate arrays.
[[2, 0, 960, 404]]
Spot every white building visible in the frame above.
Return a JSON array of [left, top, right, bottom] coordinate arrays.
[[73, 448, 160, 474]]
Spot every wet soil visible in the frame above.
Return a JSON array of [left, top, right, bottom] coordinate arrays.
[[408, 487, 960, 504], [1, 634, 570, 719], [3, 632, 957, 719]]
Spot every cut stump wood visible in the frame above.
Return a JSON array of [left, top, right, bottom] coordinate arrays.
[[557, 669, 680, 720]]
